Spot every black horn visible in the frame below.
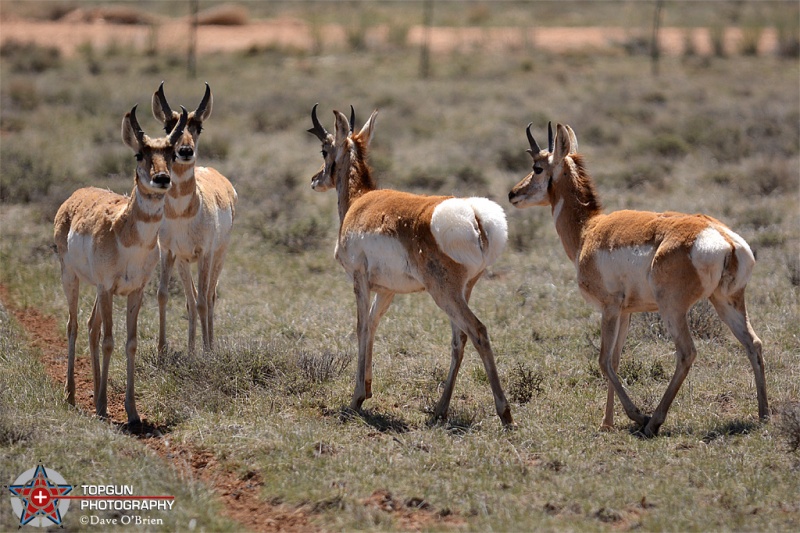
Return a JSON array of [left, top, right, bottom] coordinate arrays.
[[195, 82, 211, 118], [168, 106, 189, 145], [349, 105, 356, 133], [525, 123, 541, 154], [128, 104, 146, 144], [548, 121, 554, 153], [307, 103, 328, 141]]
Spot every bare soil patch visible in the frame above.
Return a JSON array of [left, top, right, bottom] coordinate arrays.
[[0, 16, 780, 58]]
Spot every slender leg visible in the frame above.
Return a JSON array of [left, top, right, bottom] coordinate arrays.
[[196, 252, 214, 352], [434, 277, 476, 421], [427, 280, 513, 426], [157, 248, 176, 353], [96, 289, 114, 419], [601, 312, 631, 430], [350, 270, 372, 411], [205, 245, 230, 351], [644, 311, 696, 437], [710, 289, 768, 420], [599, 307, 648, 427], [176, 259, 198, 354], [61, 267, 80, 406], [87, 295, 102, 410], [363, 291, 394, 399], [124, 289, 143, 424], [433, 321, 467, 421]]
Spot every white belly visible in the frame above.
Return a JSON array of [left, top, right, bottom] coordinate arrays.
[[336, 233, 425, 294]]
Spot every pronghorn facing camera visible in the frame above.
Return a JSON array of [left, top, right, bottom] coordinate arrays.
[[151, 82, 237, 354], [54, 105, 188, 424], [508, 122, 768, 437], [308, 104, 513, 427]]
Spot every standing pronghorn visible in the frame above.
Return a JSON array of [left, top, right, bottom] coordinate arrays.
[[508, 122, 768, 437], [151, 82, 237, 354], [54, 105, 188, 424], [308, 105, 513, 426]]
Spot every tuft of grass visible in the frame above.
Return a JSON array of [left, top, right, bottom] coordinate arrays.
[[507, 362, 543, 405], [776, 403, 800, 452]]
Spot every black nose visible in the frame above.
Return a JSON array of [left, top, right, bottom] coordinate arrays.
[[178, 146, 194, 158], [153, 172, 171, 187], [508, 191, 515, 201]]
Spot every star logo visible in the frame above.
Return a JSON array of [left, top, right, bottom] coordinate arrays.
[[7, 464, 73, 528]]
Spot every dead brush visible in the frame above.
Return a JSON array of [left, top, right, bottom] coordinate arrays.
[[507, 362, 544, 404], [776, 402, 800, 452]]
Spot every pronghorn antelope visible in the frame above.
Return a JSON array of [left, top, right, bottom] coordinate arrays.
[[151, 82, 237, 354], [54, 105, 188, 424], [508, 122, 768, 437], [308, 104, 513, 426]]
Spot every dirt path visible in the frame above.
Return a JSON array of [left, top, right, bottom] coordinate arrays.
[[0, 284, 315, 533], [0, 17, 780, 58]]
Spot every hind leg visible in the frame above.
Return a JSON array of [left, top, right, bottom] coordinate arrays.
[[710, 289, 768, 420], [61, 268, 80, 406]]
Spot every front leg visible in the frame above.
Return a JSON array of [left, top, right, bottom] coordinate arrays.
[[599, 308, 648, 427], [96, 289, 114, 419], [601, 312, 631, 431], [124, 289, 144, 425], [157, 248, 176, 353], [350, 270, 371, 411]]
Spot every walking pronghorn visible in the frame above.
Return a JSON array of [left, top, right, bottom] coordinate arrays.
[[151, 82, 237, 354], [54, 105, 188, 424], [308, 105, 513, 426], [508, 122, 768, 437]]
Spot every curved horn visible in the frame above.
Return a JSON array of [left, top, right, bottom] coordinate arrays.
[[547, 121, 554, 153], [525, 123, 541, 154], [168, 106, 189, 145], [155, 81, 173, 119], [128, 104, 146, 144], [307, 103, 328, 141], [349, 105, 356, 133], [195, 82, 211, 118]]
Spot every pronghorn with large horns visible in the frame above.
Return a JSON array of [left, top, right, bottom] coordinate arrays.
[[54, 105, 188, 424], [508, 122, 768, 437], [151, 82, 237, 354], [308, 104, 513, 426]]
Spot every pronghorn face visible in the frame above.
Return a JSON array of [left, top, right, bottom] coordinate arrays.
[[308, 104, 379, 193], [122, 104, 187, 194], [508, 122, 576, 208], [152, 82, 212, 165]]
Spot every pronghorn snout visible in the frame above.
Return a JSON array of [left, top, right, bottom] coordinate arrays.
[[177, 146, 194, 160], [152, 172, 172, 188]]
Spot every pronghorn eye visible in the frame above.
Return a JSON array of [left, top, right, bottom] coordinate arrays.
[[135, 153, 143, 162], [533, 166, 543, 175], [321, 150, 328, 158]]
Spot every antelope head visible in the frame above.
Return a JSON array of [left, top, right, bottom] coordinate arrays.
[[122, 104, 187, 193], [508, 122, 578, 208], [152, 81, 212, 165], [307, 103, 375, 191]]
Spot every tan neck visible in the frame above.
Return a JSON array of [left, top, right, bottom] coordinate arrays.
[[336, 142, 376, 225], [551, 156, 603, 262], [117, 182, 166, 248]]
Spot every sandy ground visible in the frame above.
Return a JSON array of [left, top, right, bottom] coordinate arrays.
[[0, 17, 780, 58]]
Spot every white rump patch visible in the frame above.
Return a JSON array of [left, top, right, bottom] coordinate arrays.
[[690, 227, 730, 295], [430, 197, 507, 276]]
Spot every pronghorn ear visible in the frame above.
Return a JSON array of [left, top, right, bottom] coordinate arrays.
[[122, 106, 143, 152], [553, 123, 573, 162], [566, 125, 578, 154], [358, 110, 378, 146], [333, 110, 351, 147]]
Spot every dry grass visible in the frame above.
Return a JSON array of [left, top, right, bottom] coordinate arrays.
[[1, 3, 799, 530]]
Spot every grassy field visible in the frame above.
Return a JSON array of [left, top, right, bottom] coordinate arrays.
[[2, 2, 799, 531]]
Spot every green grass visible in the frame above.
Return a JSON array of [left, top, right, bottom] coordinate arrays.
[[1, 8, 799, 530]]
